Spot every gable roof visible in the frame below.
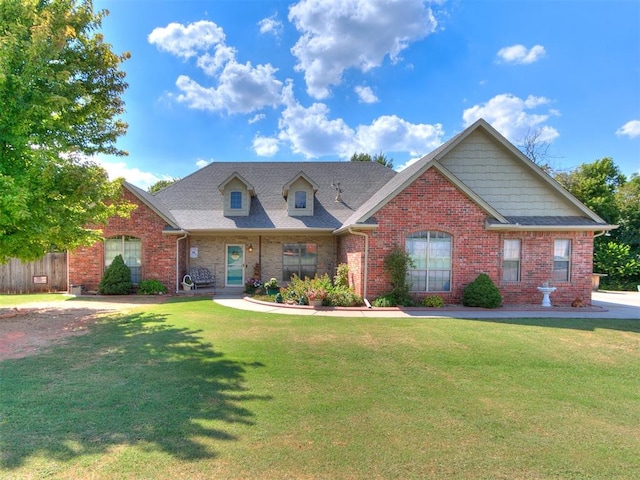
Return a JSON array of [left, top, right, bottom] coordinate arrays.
[[337, 119, 614, 233], [123, 118, 615, 235]]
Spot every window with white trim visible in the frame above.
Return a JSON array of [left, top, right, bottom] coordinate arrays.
[[503, 239, 521, 282], [405, 231, 452, 292], [230, 191, 242, 209], [294, 191, 307, 209], [105, 236, 141, 283], [553, 239, 571, 282]]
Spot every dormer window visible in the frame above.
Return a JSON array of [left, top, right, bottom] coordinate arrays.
[[218, 172, 254, 217], [294, 191, 307, 209], [283, 172, 318, 217], [230, 191, 242, 210]]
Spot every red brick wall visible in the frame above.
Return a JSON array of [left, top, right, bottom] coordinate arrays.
[[340, 168, 594, 306], [68, 189, 178, 292]]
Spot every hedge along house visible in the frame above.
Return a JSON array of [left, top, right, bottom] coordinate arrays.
[[68, 119, 615, 305]]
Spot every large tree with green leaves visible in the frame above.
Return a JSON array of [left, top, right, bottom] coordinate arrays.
[[0, 0, 133, 262], [554, 157, 626, 225]]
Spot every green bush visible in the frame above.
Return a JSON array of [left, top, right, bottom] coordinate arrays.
[[372, 294, 396, 307], [333, 263, 350, 288], [462, 273, 501, 308], [422, 295, 444, 307], [137, 279, 168, 295], [98, 254, 132, 295]]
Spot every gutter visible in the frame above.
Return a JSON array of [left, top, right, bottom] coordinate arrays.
[[175, 233, 188, 293], [348, 228, 370, 304]]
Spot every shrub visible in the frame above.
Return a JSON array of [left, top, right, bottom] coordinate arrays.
[[462, 273, 502, 308], [137, 279, 168, 295], [98, 254, 132, 295], [372, 294, 396, 307], [422, 295, 444, 307], [325, 288, 364, 307], [333, 263, 350, 288]]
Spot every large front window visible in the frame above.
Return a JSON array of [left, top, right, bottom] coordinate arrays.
[[105, 236, 141, 283], [283, 243, 317, 280], [406, 231, 452, 292]]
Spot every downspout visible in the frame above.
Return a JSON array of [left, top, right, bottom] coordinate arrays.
[[176, 233, 188, 293], [348, 228, 370, 304]]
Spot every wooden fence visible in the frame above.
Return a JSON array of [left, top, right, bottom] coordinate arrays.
[[0, 253, 68, 293]]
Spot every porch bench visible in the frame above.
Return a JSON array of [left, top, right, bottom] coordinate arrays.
[[187, 267, 216, 289]]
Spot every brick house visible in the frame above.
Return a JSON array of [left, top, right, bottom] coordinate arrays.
[[68, 119, 615, 305]]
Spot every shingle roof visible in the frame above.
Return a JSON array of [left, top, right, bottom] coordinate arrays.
[[151, 161, 397, 231]]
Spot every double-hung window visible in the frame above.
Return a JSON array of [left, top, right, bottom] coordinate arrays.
[[283, 243, 317, 280], [503, 239, 521, 282], [553, 239, 571, 282], [405, 231, 452, 292], [105, 236, 142, 283]]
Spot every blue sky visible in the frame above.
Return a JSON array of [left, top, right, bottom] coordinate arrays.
[[93, 0, 640, 189]]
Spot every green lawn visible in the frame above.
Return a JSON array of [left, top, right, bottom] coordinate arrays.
[[1, 297, 639, 479]]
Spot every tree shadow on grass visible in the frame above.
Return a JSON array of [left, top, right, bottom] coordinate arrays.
[[0, 311, 269, 469]]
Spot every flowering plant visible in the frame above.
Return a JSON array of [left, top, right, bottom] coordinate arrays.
[[264, 277, 279, 289], [306, 288, 327, 301], [244, 278, 263, 294]]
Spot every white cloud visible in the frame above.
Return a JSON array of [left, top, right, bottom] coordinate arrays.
[[195, 158, 211, 168], [196, 44, 236, 75], [355, 115, 444, 156], [355, 85, 379, 103], [616, 120, 640, 138], [278, 83, 356, 157], [95, 158, 170, 190], [175, 61, 283, 114], [148, 21, 225, 59], [248, 113, 266, 124], [258, 14, 283, 37], [497, 44, 546, 65], [253, 135, 280, 157], [150, 20, 284, 115], [288, 0, 438, 99], [462, 93, 560, 143], [276, 82, 444, 159]]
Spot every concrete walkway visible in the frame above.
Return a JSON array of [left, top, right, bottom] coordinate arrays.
[[214, 290, 640, 319]]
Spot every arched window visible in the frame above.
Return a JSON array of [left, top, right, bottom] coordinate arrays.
[[105, 236, 142, 283], [405, 231, 451, 292]]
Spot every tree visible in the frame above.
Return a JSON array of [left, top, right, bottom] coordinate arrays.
[[0, 0, 133, 262], [615, 173, 640, 248], [349, 151, 394, 168], [517, 127, 552, 169], [148, 178, 180, 194], [554, 157, 626, 225]]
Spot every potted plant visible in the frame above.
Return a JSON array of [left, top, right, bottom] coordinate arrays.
[[306, 288, 327, 307], [182, 275, 193, 291], [265, 277, 279, 295]]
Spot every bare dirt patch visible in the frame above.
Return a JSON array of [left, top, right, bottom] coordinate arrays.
[[0, 296, 170, 360]]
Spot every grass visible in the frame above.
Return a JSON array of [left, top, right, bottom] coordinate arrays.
[[1, 297, 639, 479], [0, 293, 70, 307]]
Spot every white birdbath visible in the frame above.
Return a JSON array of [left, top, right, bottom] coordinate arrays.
[[537, 286, 557, 307]]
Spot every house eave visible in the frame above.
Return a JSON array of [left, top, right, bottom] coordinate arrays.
[[333, 224, 379, 235], [183, 228, 336, 235], [485, 222, 618, 232]]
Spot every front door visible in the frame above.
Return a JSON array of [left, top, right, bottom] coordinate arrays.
[[226, 244, 244, 287]]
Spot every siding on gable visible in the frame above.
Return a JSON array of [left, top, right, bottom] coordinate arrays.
[[286, 177, 314, 217], [222, 177, 251, 216], [440, 130, 583, 217]]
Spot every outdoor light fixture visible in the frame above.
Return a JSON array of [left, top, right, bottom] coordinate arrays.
[[247, 244, 253, 253]]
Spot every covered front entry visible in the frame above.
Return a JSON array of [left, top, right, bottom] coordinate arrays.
[[225, 244, 245, 287]]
